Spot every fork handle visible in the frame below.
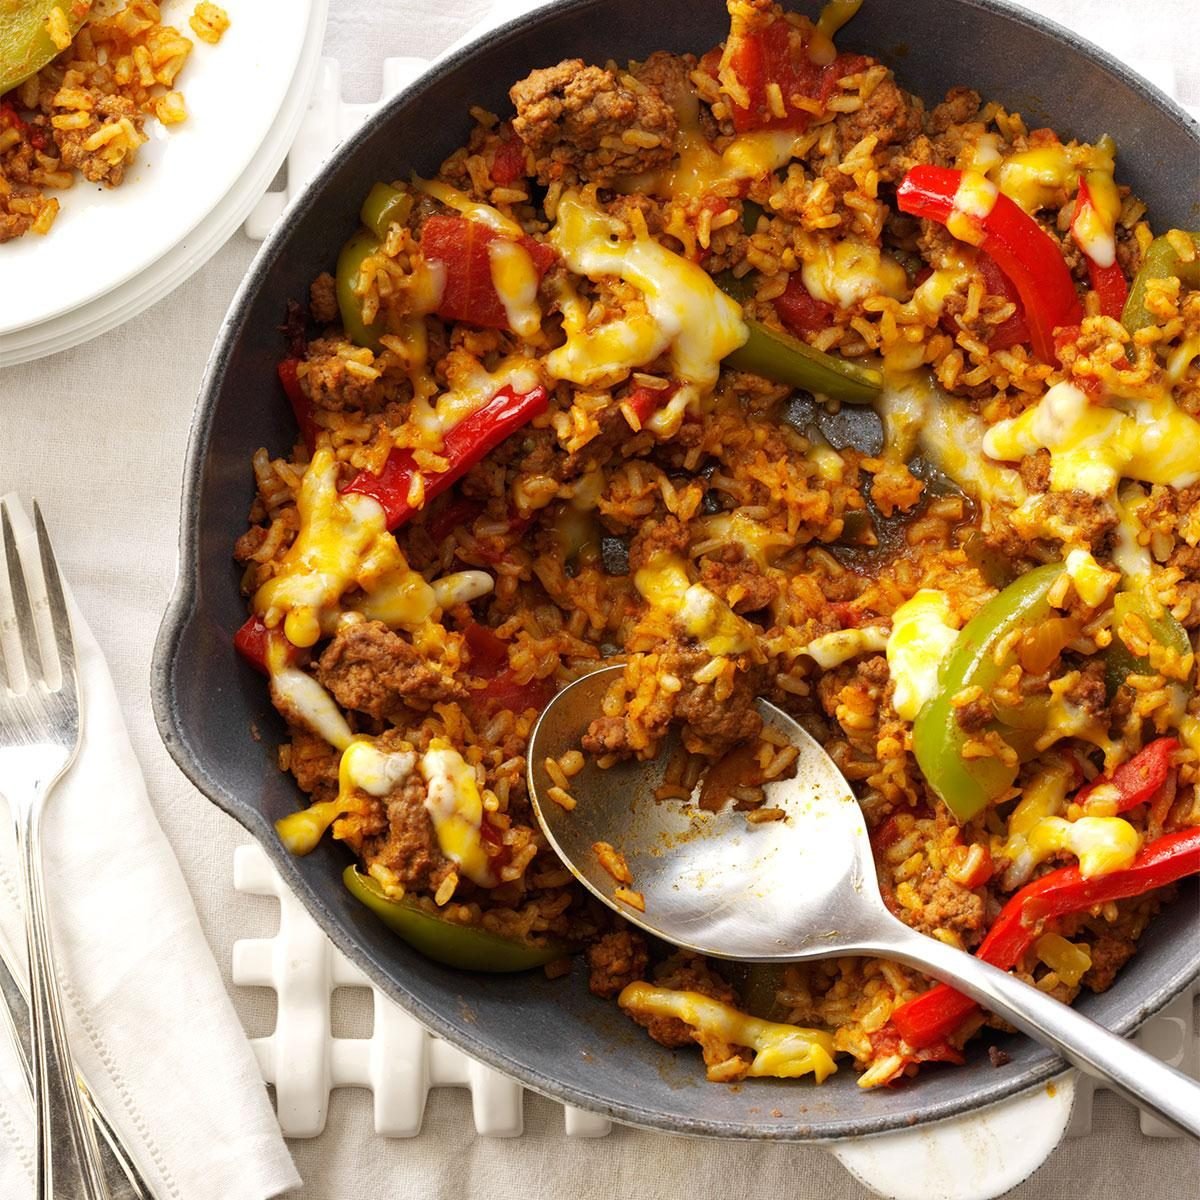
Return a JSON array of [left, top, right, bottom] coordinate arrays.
[[15, 805, 113, 1200]]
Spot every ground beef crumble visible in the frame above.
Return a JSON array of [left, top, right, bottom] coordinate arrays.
[[509, 58, 677, 185]]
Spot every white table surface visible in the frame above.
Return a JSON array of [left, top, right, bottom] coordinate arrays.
[[1, 1, 1198, 1196]]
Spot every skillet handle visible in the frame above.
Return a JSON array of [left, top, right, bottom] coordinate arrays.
[[879, 926, 1200, 1140]]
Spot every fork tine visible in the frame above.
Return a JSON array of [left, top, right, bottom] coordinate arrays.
[[1, 505, 42, 687], [33, 502, 75, 690]]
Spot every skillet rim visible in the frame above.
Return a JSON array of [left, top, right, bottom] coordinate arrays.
[[152, 0, 1200, 1141]]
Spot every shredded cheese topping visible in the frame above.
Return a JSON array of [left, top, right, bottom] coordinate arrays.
[[618, 983, 837, 1081], [946, 170, 998, 246], [886, 590, 962, 721], [547, 192, 748, 416], [252, 449, 437, 647], [635, 552, 754, 656], [802, 626, 889, 669], [420, 738, 496, 887], [1064, 549, 1119, 608], [801, 236, 908, 308], [982, 381, 1200, 496], [488, 238, 543, 340]]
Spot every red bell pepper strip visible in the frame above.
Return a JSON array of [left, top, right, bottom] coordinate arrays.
[[234, 615, 298, 676], [1070, 175, 1128, 320], [277, 358, 318, 455], [1077, 737, 1179, 814], [896, 165, 1082, 363], [974, 251, 1032, 351], [890, 825, 1200, 1049], [719, 12, 870, 133], [420, 216, 555, 332], [342, 384, 549, 529], [774, 274, 836, 335]]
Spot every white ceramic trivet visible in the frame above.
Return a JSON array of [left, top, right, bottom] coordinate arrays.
[[231, 842, 1197, 1200]]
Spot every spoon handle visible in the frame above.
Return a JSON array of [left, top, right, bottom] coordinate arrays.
[[877, 926, 1200, 1139]]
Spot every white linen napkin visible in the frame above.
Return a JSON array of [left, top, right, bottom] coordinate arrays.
[[0, 496, 300, 1200]]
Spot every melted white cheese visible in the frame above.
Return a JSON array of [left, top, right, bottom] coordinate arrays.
[[877, 371, 1027, 510], [803, 627, 889, 670], [420, 739, 495, 887], [886, 590, 962, 721], [801, 237, 908, 308], [547, 192, 748, 398], [634, 553, 754, 656], [488, 238, 542, 340], [270, 667, 355, 750], [982, 381, 1200, 496]]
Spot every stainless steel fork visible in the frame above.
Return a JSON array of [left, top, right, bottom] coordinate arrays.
[[0, 501, 111, 1200]]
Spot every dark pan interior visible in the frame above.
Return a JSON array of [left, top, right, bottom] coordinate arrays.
[[154, 0, 1200, 1139]]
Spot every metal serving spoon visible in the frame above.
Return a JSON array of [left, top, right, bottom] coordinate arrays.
[[527, 664, 1200, 1138]]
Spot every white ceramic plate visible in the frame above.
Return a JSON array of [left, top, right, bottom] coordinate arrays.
[[0, 0, 328, 365], [0, 0, 313, 335]]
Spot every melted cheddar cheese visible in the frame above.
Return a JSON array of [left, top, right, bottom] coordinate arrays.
[[276, 739, 417, 855], [999, 762, 1139, 883], [946, 170, 998, 246], [412, 176, 524, 237], [488, 238, 542, 340], [886, 590, 962, 721], [252, 449, 438, 646], [547, 192, 748, 418], [634, 552, 754, 656], [801, 237, 908, 308], [982, 381, 1200, 496], [1064, 548, 1119, 608], [618, 983, 837, 1081], [420, 738, 496, 887]]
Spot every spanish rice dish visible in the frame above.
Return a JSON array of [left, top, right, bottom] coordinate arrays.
[[233, 0, 1200, 1089]]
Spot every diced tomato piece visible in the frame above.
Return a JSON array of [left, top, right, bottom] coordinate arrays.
[[624, 383, 678, 428], [426, 494, 484, 545], [475, 669, 555, 716], [463, 621, 510, 676], [720, 14, 870, 133], [774, 274, 835, 334], [420, 215, 555, 331], [491, 131, 528, 186]]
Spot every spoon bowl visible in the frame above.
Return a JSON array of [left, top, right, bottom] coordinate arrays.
[[530, 665, 885, 960], [527, 663, 1200, 1138]]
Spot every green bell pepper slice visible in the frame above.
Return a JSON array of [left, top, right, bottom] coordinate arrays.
[[360, 182, 413, 241], [913, 562, 1063, 823], [1121, 231, 1200, 335], [343, 866, 570, 972], [1, 1, 91, 94], [742, 199, 765, 234], [724, 320, 883, 404], [336, 230, 385, 351], [1105, 589, 1194, 698]]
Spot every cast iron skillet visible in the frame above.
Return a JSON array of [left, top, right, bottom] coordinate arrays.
[[153, 0, 1200, 1140]]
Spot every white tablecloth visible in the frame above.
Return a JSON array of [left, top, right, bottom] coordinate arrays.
[[2, 1, 1198, 1196]]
